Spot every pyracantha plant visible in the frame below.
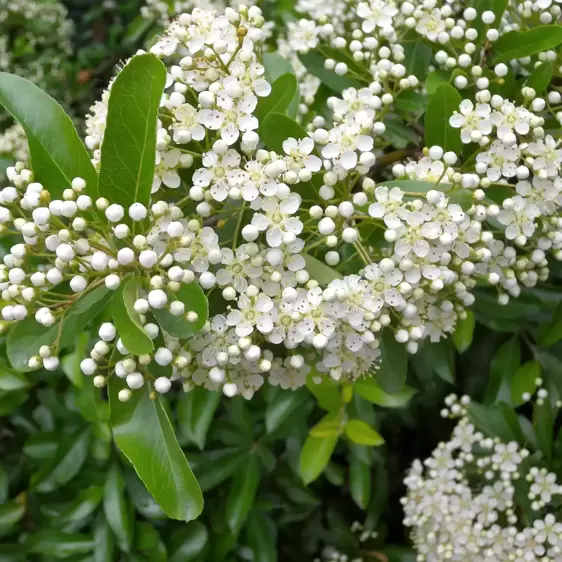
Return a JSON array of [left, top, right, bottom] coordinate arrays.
[[2, 0, 562, 523]]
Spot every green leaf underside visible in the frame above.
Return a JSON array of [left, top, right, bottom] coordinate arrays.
[[354, 378, 415, 408], [7, 285, 112, 372], [109, 378, 203, 521], [255, 73, 298, 122], [98, 54, 167, 213], [0, 72, 97, 198], [425, 84, 462, 154], [112, 276, 154, 355], [153, 282, 208, 338], [303, 254, 343, 284]]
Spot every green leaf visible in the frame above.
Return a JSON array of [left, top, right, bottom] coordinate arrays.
[[246, 512, 277, 562], [425, 84, 462, 153], [169, 522, 208, 562], [98, 54, 167, 212], [225, 454, 261, 532], [309, 413, 343, 438], [0, 73, 97, 198], [382, 114, 419, 149], [266, 387, 308, 434], [93, 514, 115, 562], [534, 399, 553, 459], [525, 62, 553, 96], [452, 310, 475, 354], [61, 333, 89, 388], [0, 464, 7, 504], [402, 34, 432, 79], [511, 360, 541, 407], [103, 462, 133, 552], [27, 530, 94, 558], [152, 282, 208, 338], [349, 457, 371, 510], [299, 51, 361, 93], [344, 419, 384, 446], [59, 485, 103, 525], [178, 386, 221, 450], [354, 378, 415, 408], [376, 329, 408, 394], [134, 522, 167, 562], [425, 70, 451, 95], [7, 285, 111, 372], [306, 372, 342, 412], [484, 337, 521, 404], [467, 402, 523, 443], [112, 277, 154, 355], [31, 427, 91, 493], [109, 379, 203, 521], [194, 448, 246, 492], [262, 53, 299, 118], [538, 301, 562, 347], [0, 501, 25, 531], [395, 91, 426, 113], [299, 435, 338, 485], [260, 112, 308, 153], [255, 73, 298, 122], [303, 254, 343, 284], [492, 26, 562, 62], [0, 361, 29, 391]]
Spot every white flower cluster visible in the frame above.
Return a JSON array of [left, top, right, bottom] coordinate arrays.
[[6, 1, 562, 401], [403, 395, 562, 562], [0, 123, 29, 163]]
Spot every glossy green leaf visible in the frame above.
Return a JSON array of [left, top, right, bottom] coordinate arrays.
[[484, 337, 521, 403], [23, 433, 59, 460], [0, 464, 7, 504], [306, 372, 343, 412], [103, 462, 133, 552], [0, 361, 29, 391], [395, 90, 426, 113], [134, 522, 167, 562], [225, 454, 260, 532], [169, 522, 208, 562], [303, 254, 343, 285], [299, 435, 338, 485], [470, 0, 508, 39], [0, 73, 97, 197], [345, 419, 384, 446], [61, 332, 89, 388], [538, 301, 562, 347], [354, 378, 415, 408], [525, 62, 553, 95], [425, 84, 462, 153], [7, 285, 111, 372], [535, 399, 553, 459], [31, 427, 91, 493], [109, 379, 203, 521], [299, 51, 361, 93], [402, 34, 432, 79], [27, 530, 94, 558], [382, 114, 419, 149], [247, 512, 277, 562], [255, 73, 298, 122], [425, 70, 451, 95], [452, 310, 475, 354], [178, 386, 221, 450], [266, 387, 308, 434], [93, 514, 115, 562], [376, 329, 408, 394], [98, 54, 167, 212], [0, 501, 25, 531], [309, 413, 343, 438], [467, 402, 524, 443], [59, 486, 103, 525], [260, 112, 308, 153], [112, 277, 154, 355], [194, 448, 246, 492], [492, 26, 562, 62], [511, 360, 541, 407], [262, 53, 299, 118], [152, 282, 208, 338], [349, 457, 371, 510]]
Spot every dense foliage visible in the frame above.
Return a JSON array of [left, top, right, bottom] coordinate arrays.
[[2, 1, 562, 561]]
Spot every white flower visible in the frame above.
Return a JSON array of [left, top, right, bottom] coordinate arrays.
[[251, 194, 303, 247], [153, 149, 182, 191], [192, 149, 241, 202], [172, 103, 206, 143], [283, 137, 322, 172], [356, 0, 398, 33], [491, 101, 533, 140], [449, 100, 493, 143], [476, 140, 520, 181], [226, 292, 275, 336]]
